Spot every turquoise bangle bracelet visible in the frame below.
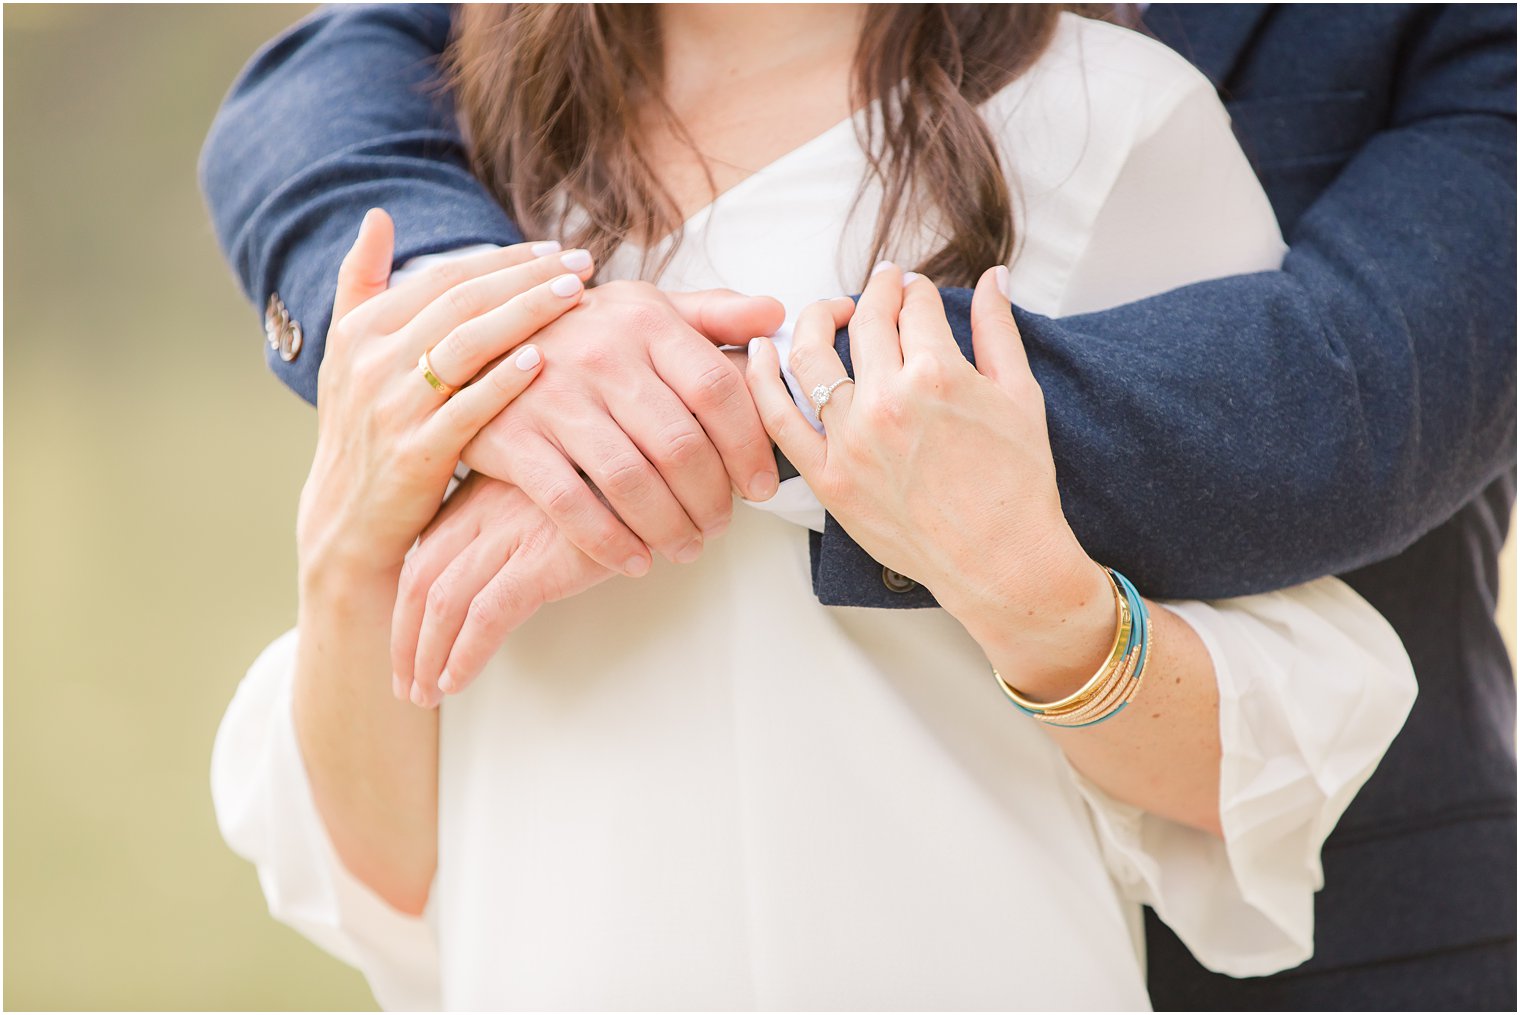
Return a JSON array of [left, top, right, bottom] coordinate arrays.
[[1057, 568, 1149, 727], [1000, 566, 1151, 727]]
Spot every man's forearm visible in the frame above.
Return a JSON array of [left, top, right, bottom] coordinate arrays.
[[825, 6, 1516, 602]]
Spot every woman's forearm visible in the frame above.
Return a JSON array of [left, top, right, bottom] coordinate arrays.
[[956, 571, 1223, 835], [267, 214, 582, 918], [745, 269, 1227, 835], [294, 559, 439, 915], [1038, 605, 1222, 835]]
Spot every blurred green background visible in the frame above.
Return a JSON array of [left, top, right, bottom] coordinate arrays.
[[1, 4, 1514, 1012], [4, 4, 374, 1010]]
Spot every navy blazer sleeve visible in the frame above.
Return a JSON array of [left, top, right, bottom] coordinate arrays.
[[200, 3, 1516, 604], [199, 4, 519, 404]]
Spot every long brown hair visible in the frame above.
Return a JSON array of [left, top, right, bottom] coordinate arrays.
[[449, 4, 1119, 288]]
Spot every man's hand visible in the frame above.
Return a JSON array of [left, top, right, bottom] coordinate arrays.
[[460, 281, 785, 576], [393, 472, 617, 708]]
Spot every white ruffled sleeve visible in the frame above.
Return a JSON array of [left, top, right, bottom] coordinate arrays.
[[1068, 576, 1417, 977], [210, 630, 442, 1011]]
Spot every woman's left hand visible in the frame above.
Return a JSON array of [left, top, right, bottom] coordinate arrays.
[[298, 210, 585, 585], [745, 264, 1115, 693]]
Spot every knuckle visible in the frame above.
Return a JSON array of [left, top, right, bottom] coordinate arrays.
[[543, 477, 591, 520], [442, 321, 480, 363], [485, 416, 535, 452], [691, 360, 741, 406], [700, 497, 733, 531], [797, 300, 833, 332], [398, 555, 427, 600], [423, 262, 467, 293], [425, 575, 460, 616], [444, 281, 482, 319], [477, 575, 542, 632], [904, 356, 947, 392], [849, 309, 883, 334], [568, 340, 617, 374], [589, 519, 630, 559], [600, 453, 656, 500], [730, 423, 772, 460], [756, 401, 784, 433], [486, 360, 523, 394], [865, 392, 909, 428], [655, 423, 708, 469], [524, 281, 562, 316], [328, 314, 365, 349], [760, 401, 796, 440], [466, 586, 511, 633], [350, 349, 392, 391]]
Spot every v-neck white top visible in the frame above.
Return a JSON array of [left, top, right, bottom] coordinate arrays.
[[212, 14, 1416, 1011]]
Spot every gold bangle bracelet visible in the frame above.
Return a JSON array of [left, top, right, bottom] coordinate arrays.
[[1041, 605, 1155, 728], [1042, 640, 1144, 726], [997, 568, 1129, 715]]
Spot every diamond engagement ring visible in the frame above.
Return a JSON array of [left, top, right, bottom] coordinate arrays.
[[810, 376, 855, 416]]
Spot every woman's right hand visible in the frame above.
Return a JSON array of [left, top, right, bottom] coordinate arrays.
[[296, 209, 595, 582]]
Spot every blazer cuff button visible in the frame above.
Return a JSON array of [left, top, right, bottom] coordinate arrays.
[[882, 567, 917, 593], [264, 292, 303, 362]]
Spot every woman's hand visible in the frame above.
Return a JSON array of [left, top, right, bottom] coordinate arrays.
[[287, 212, 602, 905], [297, 209, 595, 584], [750, 265, 1227, 833], [745, 264, 1115, 697]]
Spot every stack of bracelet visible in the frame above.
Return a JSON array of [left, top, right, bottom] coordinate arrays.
[[994, 567, 1151, 728]]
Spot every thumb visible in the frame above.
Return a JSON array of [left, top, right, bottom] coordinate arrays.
[[332, 208, 395, 324], [667, 288, 787, 345], [970, 265, 1031, 389]]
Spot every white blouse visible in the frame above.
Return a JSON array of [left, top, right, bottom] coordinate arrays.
[[213, 14, 1416, 1011]]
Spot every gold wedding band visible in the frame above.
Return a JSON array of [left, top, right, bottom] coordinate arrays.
[[418, 347, 458, 398]]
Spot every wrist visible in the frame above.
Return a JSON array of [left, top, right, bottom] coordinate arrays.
[[298, 538, 403, 607], [951, 550, 1116, 703], [296, 473, 406, 592]]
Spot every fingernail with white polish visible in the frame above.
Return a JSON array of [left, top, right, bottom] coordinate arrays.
[[515, 345, 541, 370], [624, 555, 651, 578], [438, 670, 455, 694], [531, 240, 562, 256], [747, 337, 761, 359], [560, 249, 593, 272], [871, 260, 896, 276], [550, 273, 582, 297], [410, 683, 428, 708], [994, 265, 1011, 298], [902, 271, 922, 285]]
